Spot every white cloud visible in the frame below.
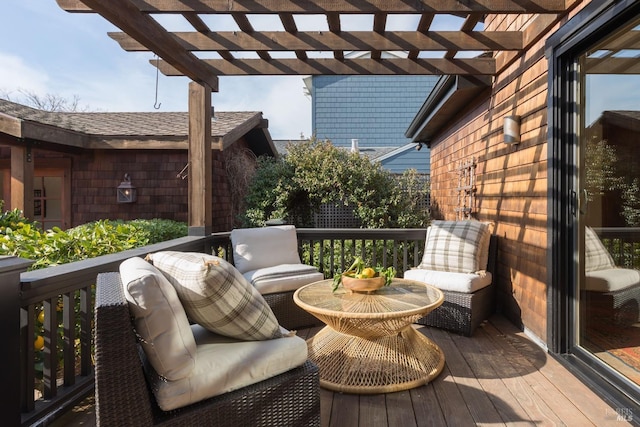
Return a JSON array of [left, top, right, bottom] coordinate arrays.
[[0, 53, 50, 97], [216, 76, 311, 139]]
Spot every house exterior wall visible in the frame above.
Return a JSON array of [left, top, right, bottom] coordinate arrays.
[[0, 143, 243, 232], [70, 149, 190, 226], [311, 75, 435, 173], [427, 5, 589, 341], [312, 75, 437, 147]]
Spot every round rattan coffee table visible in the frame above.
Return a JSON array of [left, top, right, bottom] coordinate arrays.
[[293, 278, 445, 394]]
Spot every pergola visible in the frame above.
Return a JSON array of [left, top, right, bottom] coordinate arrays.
[[54, 0, 578, 234]]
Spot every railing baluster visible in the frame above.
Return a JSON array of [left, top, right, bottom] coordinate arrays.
[[80, 286, 92, 376], [330, 239, 335, 275], [402, 239, 409, 272], [21, 304, 36, 412], [43, 297, 57, 399], [319, 240, 325, 275], [63, 291, 76, 386]]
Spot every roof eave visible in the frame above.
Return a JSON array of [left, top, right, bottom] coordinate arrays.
[[405, 75, 492, 146]]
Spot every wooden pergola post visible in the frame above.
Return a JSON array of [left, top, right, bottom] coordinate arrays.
[[187, 81, 212, 236], [10, 145, 34, 218]]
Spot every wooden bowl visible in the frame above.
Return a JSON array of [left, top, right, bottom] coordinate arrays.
[[341, 274, 386, 293]]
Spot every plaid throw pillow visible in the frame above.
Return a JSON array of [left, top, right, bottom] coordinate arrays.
[[584, 226, 615, 272], [148, 251, 284, 341], [419, 220, 491, 274]]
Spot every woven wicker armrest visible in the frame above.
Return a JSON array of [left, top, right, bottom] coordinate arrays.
[[95, 272, 320, 427]]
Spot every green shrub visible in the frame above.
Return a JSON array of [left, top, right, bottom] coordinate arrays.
[[0, 213, 187, 270], [129, 218, 189, 243], [240, 138, 430, 228]]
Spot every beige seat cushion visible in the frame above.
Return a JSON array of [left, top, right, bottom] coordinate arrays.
[[119, 257, 196, 381], [243, 264, 325, 294], [585, 268, 640, 292], [146, 325, 308, 411], [404, 268, 492, 293], [148, 251, 285, 341]]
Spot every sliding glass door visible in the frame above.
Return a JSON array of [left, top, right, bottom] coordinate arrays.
[[577, 14, 640, 389]]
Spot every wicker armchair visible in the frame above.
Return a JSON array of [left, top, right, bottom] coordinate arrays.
[[230, 226, 325, 330], [416, 235, 497, 336], [94, 272, 321, 427], [404, 222, 498, 336]]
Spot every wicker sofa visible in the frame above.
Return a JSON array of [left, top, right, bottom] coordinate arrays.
[[404, 221, 497, 337], [94, 272, 320, 426]]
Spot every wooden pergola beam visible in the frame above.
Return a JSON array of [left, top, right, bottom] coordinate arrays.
[[57, 0, 573, 14], [108, 30, 524, 53], [156, 57, 497, 76], [187, 82, 212, 236], [59, 0, 219, 90]]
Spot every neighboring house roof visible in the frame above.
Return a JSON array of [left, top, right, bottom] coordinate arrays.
[[375, 143, 417, 162], [0, 99, 276, 156], [597, 110, 640, 130], [358, 146, 399, 160]]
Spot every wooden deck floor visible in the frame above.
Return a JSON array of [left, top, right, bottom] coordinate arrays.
[[52, 314, 633, 427]]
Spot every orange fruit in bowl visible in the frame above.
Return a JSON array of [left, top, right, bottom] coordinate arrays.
[[361, 267, 376, 278]]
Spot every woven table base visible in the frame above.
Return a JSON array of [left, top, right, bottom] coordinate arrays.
[[307, 326, 444, 394]]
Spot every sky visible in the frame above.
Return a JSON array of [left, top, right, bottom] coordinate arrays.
[[1, 3, 467, 139], [1, 2, 317, 139]]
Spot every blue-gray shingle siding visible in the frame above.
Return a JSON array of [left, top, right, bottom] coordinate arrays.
[[311, 75, 437, 149]]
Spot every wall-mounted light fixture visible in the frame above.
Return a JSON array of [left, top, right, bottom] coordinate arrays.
[[416, 142, 423, 151], [117, 173, 137, 203], [504, 115, 521, 144]]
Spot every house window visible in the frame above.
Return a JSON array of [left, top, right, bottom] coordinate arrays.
[[578, 13, 640, 389]]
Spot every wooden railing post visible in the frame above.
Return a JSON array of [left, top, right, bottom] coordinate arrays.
[[0, 256, 33, 427]]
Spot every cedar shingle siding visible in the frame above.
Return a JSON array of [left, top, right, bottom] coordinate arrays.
[[427, 6, 589, 340]]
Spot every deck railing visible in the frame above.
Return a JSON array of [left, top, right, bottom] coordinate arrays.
[[595, 227, 640, 269], [7, 228, 427, 426]]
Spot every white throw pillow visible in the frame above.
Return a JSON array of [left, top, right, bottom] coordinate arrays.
[[148, 251, 285, 341], [119, 257, 196, 381], [231, 225, 302, 273]]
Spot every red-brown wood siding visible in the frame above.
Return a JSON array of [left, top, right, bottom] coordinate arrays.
[[0, 140, 251, 232], [428, 4, 589, 341]]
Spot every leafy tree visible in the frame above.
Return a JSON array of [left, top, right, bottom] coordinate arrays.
[[584, 136, 640, 227], [621, 178, 640, 227], [240, 138, 430, 228], [584, 136, 624, 199]]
